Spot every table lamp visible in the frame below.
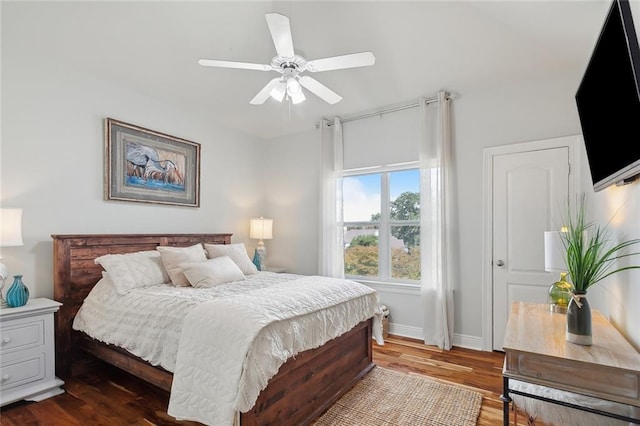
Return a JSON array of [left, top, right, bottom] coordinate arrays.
[[544, 229, 572, 313], [250, 217, 273, 271], [0, 208, 24, 307]]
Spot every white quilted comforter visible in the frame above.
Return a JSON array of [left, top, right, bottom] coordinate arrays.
[[73, 272, 382, 426]]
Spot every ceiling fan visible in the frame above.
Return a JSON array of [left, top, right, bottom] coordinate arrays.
[[198, 13, 375, 105]]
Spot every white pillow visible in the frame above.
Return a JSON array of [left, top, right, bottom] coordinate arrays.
[[95, 250, 169, 295], [156, 244, 207, 287], [204, 243, 258, 275], [180, 256, 245, 288]]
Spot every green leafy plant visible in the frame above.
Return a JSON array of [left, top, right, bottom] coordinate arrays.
[[561, 195, 640, 292]]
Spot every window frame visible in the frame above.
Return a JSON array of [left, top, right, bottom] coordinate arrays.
[[342, 162, 420, 284]]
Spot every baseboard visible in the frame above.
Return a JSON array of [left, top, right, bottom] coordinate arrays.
[[389, 323, 484, 351], [452, 333, 484, 351], [389, 323, 422, 339]]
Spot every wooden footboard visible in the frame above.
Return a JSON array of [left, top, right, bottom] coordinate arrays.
[[242, 318, 373, 425], [52, 233, 374, 425], [77, 319, 373, 425]]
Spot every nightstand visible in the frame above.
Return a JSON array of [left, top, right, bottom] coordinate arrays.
[[263, 266, 287, 273], [0, 298, 65, 406]]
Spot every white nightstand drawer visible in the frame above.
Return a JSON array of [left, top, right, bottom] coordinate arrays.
[[0, 299, 64, 407], [0, 319, 44, 354], [0, 352, 45, 391]]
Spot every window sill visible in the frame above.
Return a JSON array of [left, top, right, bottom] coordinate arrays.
[[352, 279, 421, 295]]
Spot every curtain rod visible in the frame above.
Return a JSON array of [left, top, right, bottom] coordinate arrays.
[[324, 92, 450, 126]]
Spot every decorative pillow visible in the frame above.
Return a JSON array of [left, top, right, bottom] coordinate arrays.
[[156, 244, 207, 287], [94, 250, 169, 295], [204, 243, 258, 275], [180, 256, 245, 288]]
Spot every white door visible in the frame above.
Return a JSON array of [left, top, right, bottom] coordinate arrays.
[[491, 147, 570, 350]]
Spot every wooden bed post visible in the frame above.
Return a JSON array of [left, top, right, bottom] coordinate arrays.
[[52, 236, 74, 379]]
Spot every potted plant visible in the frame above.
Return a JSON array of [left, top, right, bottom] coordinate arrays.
[[561, 195, 640, 345]]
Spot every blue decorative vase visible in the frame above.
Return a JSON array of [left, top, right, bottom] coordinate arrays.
[[252, 249, 262, 271], [6, 275, 29, 308]]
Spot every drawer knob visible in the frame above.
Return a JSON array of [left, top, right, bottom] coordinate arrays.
[[1, 337, 11, 344], [1, 374, 10, 382]]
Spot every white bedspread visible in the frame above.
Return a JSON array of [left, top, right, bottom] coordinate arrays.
[[73, 272, 382, 426], [167, 275, 381, 425]]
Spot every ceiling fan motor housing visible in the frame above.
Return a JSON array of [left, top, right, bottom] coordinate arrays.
[[271, 55, 307, 74]]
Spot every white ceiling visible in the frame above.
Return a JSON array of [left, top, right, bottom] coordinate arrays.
[[7, 1, 612, 139]]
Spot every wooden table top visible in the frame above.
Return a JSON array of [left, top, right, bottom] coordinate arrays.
[[503, 302, 640, 372]]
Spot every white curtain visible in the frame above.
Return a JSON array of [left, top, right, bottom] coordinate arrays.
[[319, 117, 344, 278], [420, 91, 455, 350]]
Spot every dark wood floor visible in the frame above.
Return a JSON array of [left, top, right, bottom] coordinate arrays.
[[1, 335, 537, 425]]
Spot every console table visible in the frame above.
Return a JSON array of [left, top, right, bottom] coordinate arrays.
[[501, 302, 640, 425]]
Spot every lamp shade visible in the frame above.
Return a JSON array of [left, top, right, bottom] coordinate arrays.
[[0, 209, 24, 247], [250, 217, 273, 240], [544, 231, 566, 272]]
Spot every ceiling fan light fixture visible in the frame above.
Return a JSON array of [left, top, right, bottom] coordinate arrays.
[[289, 89, 305, 104], [286, 77, 305, 104], [286, 77, 302, 95], [269, 81, 286, 102]]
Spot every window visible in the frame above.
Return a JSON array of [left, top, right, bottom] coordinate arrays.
[[343, 167, 420, 282]]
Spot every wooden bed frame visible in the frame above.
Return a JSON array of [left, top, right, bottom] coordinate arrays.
[[52, 233, 374, 425]]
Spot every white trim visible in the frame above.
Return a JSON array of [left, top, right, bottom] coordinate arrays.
[[452, 333, 484, 351], [358, 280, 421, 295], [343, 161, 420, 175], [389, 323, 422, 339], [388, 323, 484, 351], [481, 135, 582, 351]]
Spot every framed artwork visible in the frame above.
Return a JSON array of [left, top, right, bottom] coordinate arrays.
[[105, 118, 200, 207]]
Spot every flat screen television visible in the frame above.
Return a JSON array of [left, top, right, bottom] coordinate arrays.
[[575, 0, 640, 191]]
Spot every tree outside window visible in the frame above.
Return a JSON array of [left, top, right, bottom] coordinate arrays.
[[343, 169, 420, 282]]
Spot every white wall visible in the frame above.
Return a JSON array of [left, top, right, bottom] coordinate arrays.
[[453, 73, 585, 343], [1, 30, 265, 298], [4, 2, 638, 351], [265, 71, 640, 350], [265, 71, 589, 346], [261, 129, 321, 275], [580, 152, 640, 350]]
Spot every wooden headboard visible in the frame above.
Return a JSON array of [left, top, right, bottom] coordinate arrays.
[[51, 233, 232, 378]]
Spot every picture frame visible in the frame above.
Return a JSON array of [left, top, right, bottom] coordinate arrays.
[[105, 118, 200, 207]]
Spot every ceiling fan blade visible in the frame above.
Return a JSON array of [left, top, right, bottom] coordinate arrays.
[[198, 59, 272, 71], [250, 78, 282, 105], [305, 52, 375, 72], [265, 13, 295, 58], [299, 76, 342, 104]]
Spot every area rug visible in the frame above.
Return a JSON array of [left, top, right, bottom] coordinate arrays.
[[312, 367, 482, 426]]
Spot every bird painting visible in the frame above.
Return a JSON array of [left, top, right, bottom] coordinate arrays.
[[125, 141, 185, 190]]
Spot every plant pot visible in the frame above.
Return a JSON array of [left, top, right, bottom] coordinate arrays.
[[566, 291, 592, 345]]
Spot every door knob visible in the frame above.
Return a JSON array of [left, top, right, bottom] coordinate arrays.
[[496, 260, 505, 267]]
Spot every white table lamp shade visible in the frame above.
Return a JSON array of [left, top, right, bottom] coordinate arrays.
[[0, 209, 24, 248], [544, 231, 566, 272], [250, 218, 273, 240]]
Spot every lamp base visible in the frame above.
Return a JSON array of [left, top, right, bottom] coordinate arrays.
[[0, 263, 8, 308], [256, 241, 266, 270]]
